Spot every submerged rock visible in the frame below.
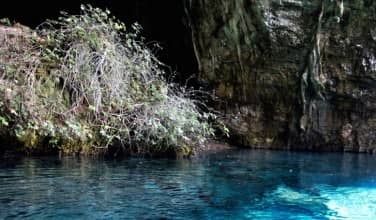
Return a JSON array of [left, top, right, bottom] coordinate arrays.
[[185, 0, 376, 152]]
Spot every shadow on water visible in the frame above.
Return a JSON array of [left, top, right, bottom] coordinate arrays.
[[1, 149, 376, 219]]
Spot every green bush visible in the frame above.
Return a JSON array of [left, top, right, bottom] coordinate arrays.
[[0, 5, 227, 155]]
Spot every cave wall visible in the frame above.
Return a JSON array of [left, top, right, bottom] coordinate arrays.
[[185, 0, 376, 152], [2, 0, 375, 153]]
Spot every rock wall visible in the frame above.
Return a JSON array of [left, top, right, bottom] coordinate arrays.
[[185, 0, 376, 152]]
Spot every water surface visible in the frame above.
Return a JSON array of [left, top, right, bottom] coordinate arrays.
[[1, 150, 376, 219]]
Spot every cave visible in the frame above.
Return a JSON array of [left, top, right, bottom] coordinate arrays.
[[0, 0, 198, 82]]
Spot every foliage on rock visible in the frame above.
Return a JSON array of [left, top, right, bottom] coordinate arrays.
[[0, 5, 227, 156]]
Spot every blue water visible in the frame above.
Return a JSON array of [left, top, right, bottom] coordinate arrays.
[[1, 150, 376, 219]]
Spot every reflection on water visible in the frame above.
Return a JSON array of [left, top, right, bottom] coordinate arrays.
[[0, 150, 376, 219]]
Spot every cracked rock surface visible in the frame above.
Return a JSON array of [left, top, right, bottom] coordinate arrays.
[[185, 0, 376, 152]]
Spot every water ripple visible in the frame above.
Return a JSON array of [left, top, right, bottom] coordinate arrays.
[[0, 150, 376, 219]]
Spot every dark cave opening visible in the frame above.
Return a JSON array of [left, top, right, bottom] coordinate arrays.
[[0, 0, 198, 83]]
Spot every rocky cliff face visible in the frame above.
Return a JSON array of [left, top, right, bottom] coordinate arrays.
[[185, 0, 376, 152]]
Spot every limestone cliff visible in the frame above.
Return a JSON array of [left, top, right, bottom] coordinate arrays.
[[185, 0, 376, 152]]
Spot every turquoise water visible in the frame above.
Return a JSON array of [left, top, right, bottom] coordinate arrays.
[[0, 150, 376, 219]]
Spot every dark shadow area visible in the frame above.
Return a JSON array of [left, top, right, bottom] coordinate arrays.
[[0, 0, 198, 82]]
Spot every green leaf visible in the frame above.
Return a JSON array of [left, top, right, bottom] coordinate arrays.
[[88, 105, 96, 111], [0, 116, 8, 126]]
